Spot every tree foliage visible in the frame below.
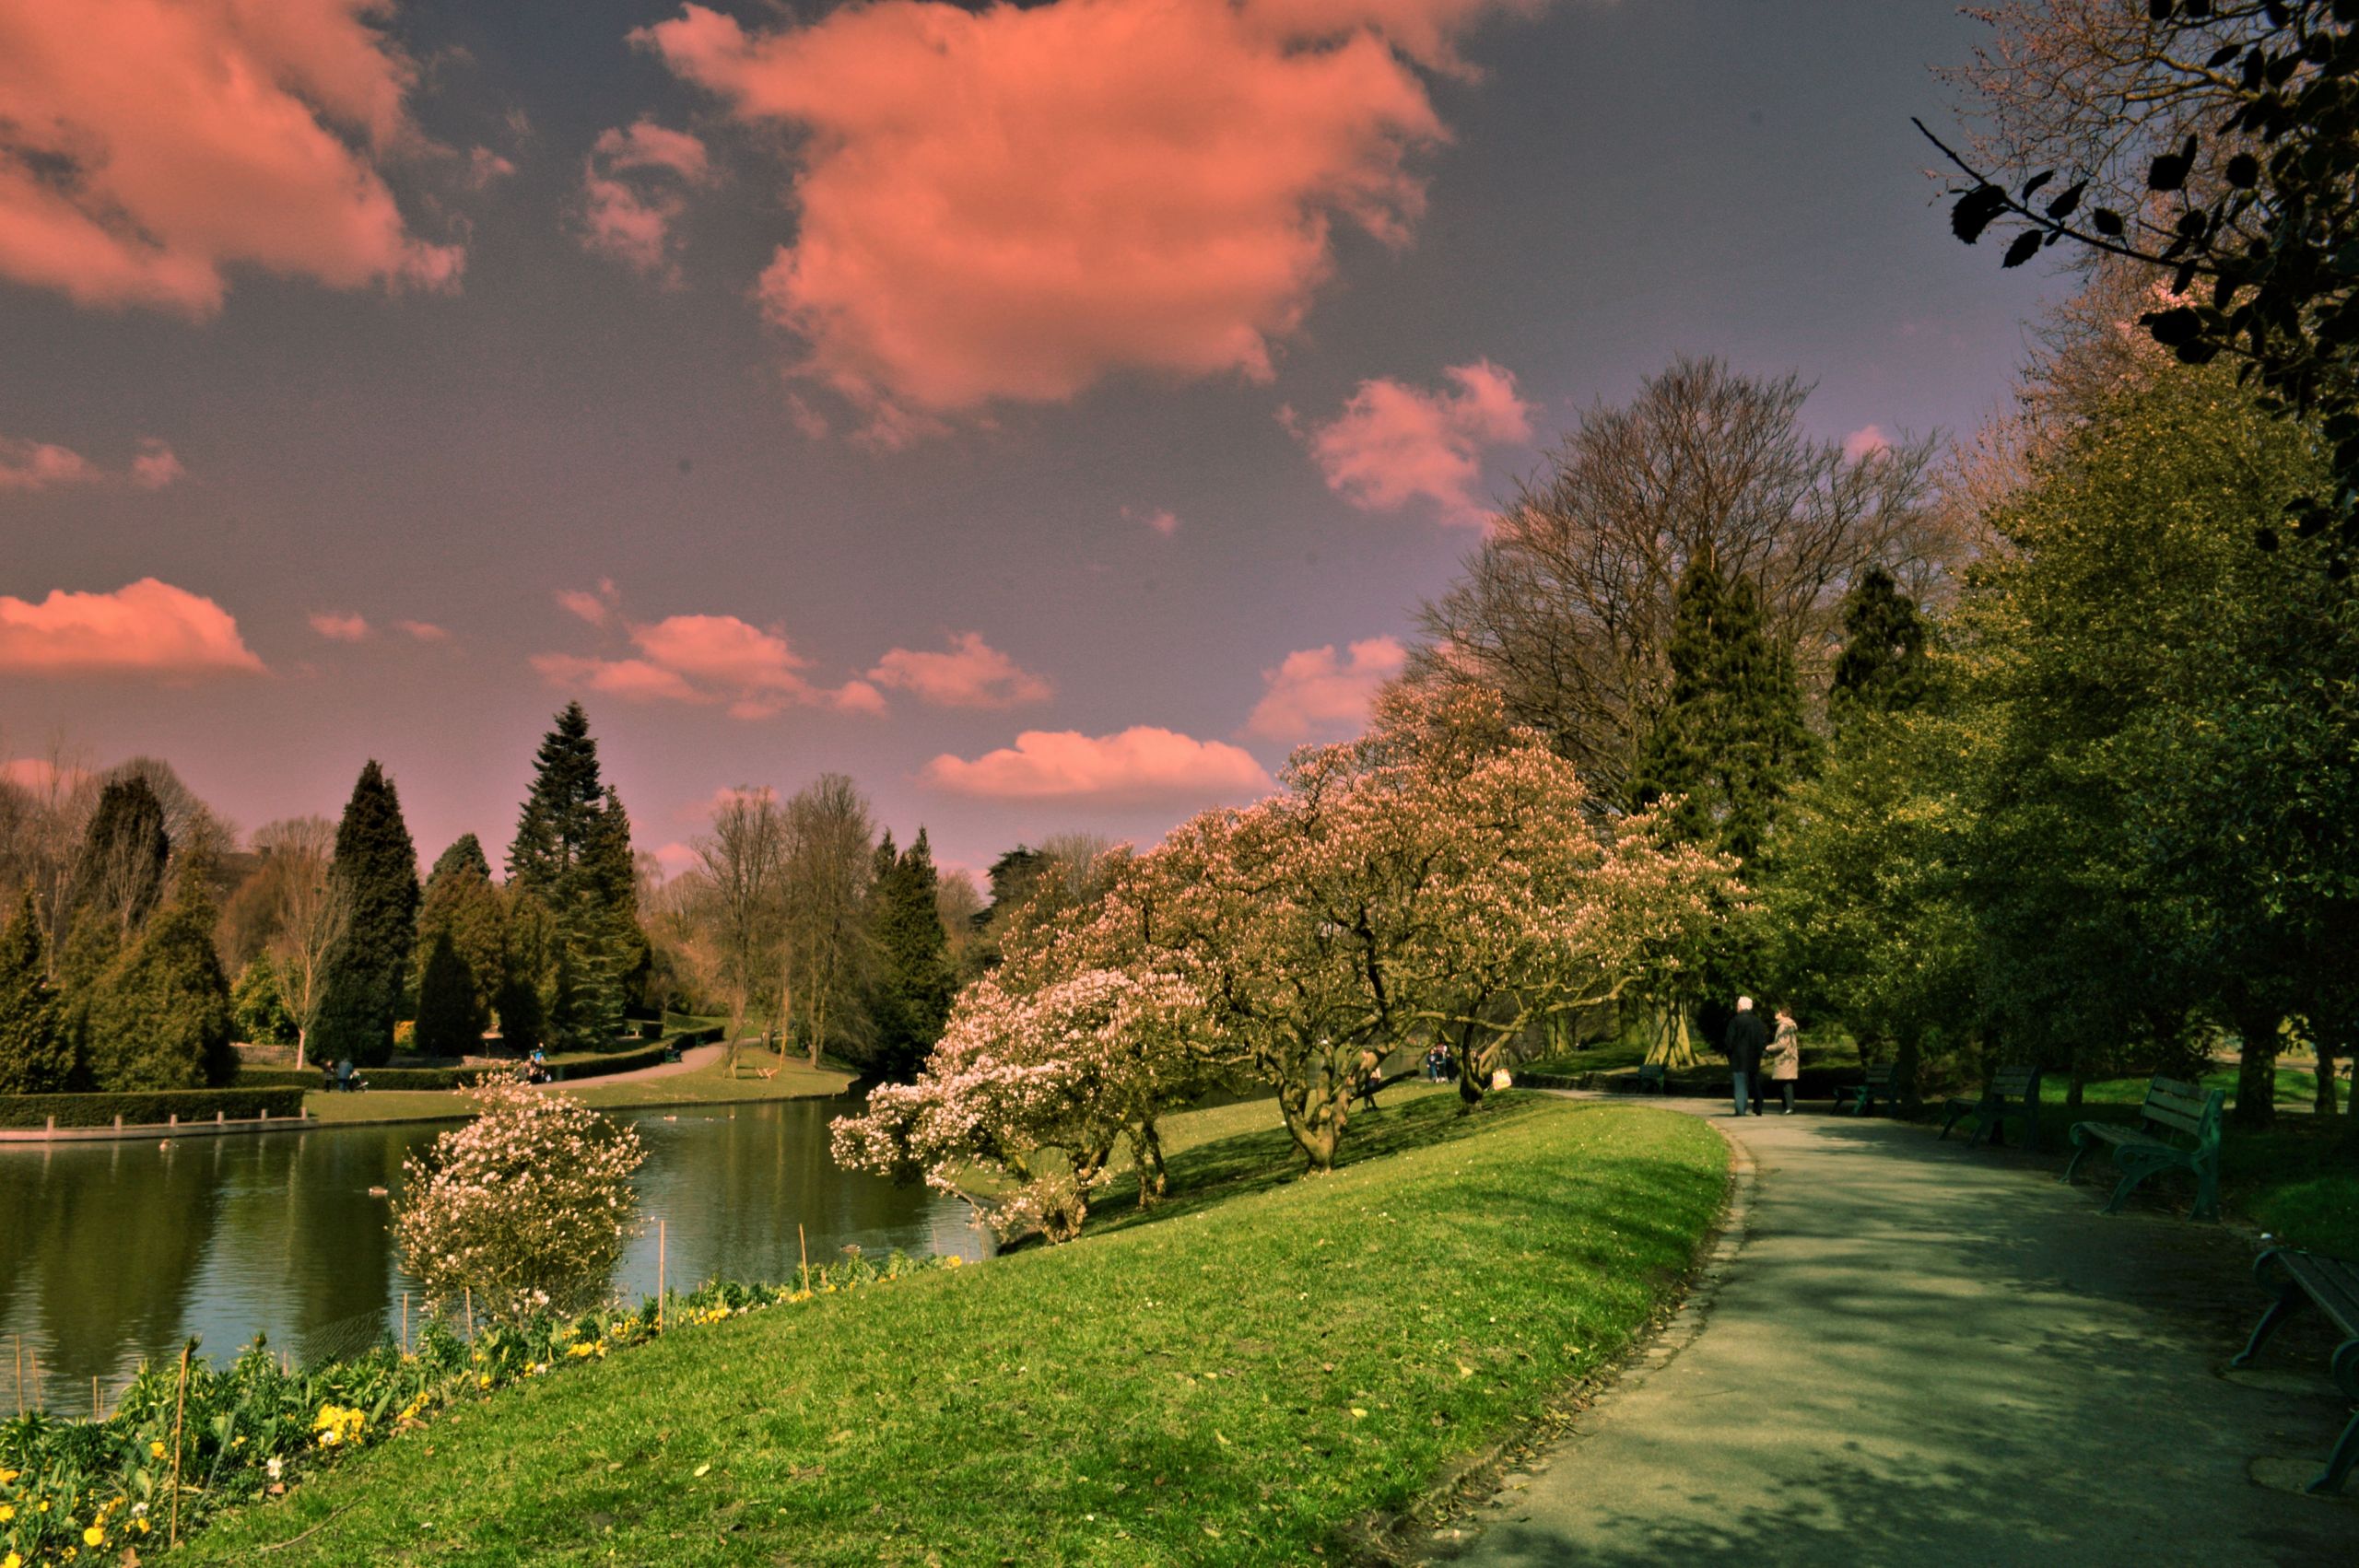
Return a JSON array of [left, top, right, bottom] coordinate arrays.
[[0, 889, 72, 1094], [86, 868, 235, 1090], [314, 761, 420, 1068], [508, 706, 638, 1047]]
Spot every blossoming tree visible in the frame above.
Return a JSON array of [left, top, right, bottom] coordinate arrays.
[[392, 1072, 647, 1324]]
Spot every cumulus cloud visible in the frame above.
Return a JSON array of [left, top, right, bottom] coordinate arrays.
[[0, 0, 464, 317], [1, 432, 183, 491], [923, 726, 1273, 803], [1243, 635, 1406, 741], [0, 578, 264, 677], [633, 0, 1538, 436], [867, 632, 1051, 709], [578, 119, 715, 286], [534, 607, 876, 720], [1843, 424, 1891, 463], [395, 619, 449, 641], [556, 580, 620, 626], [309, 611, 370, 641], [465, 146, 518, 190], [1297, 359, 1532, 524]]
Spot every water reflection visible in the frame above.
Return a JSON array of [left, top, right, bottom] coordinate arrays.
[[0, 1098, 988, 1410]]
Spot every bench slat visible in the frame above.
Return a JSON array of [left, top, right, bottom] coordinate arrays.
[[2281, 1258, 2359, 1338]]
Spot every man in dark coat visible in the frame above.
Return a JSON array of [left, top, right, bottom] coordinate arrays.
[[1723, 996, 1766, 1117]]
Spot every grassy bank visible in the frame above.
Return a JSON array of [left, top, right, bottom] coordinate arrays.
[[301, 1048, 854, 1125], [183, 1093, 1727, 1565]]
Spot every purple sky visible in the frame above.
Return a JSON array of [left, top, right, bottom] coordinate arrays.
[[1, 0, 2057, 884]]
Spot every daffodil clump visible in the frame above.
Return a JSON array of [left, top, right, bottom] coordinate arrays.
[[0, 1253, 959, 1567]]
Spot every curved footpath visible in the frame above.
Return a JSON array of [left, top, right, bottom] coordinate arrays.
[[1449, 1096, 2356, 1566]]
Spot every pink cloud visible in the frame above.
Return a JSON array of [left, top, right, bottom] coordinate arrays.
[[579, 120, 714, 285], [309, 611, 370, 642], [867, 632, 1050, 709], [1243, 635, 1406, 741], [1299, 359, 1533, 524], [633, 0, 1545, 434], [130, 439, 185, 489], [0, 578, 264, 678], [465, 146, 518, 190], [395, 619, 449, 641], [1843, 424, 1891, 462], [0, 0, 464, 317], [1121, 504, 1180, 536], [556, 580, 620, 626], [651, 839, 698, 877], [923, 726, 1273, 803], [534, 607, 875, 719]]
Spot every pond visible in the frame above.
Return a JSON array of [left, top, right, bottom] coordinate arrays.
[[0, 1097, 990, 1414]]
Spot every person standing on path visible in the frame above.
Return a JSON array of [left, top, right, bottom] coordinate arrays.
[[1766, 1004, 1801, 1114], [1723, 997, 1766, 1117]]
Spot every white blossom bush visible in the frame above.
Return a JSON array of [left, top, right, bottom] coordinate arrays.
[[392, 1071, 647, 1324], [832, 965, 1211, 1243]]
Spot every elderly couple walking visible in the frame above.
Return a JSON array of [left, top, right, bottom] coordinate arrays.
[[1723, 997, 1799, 1116]]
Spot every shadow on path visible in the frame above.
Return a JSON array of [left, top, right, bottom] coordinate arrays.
[[1449, 1105, 2357, 1567]]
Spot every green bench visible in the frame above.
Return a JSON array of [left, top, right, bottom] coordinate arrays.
[[1833, 1060, 1899, 1116], [1633, 1060, 1668, 1095], [2060, 1074, 2223, 1221], [1939, 1064, 2041, 1151], [2231, 1247, 2359, 1495]]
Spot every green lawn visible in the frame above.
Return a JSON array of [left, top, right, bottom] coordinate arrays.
[[301, 1048, 853, 1125], [182, 1093, 1728, 1566]]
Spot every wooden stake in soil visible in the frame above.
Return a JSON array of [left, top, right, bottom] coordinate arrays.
[[799, 1223, 809, 1295], [92, 1374, 100, 1421], [402, 1292, 409, 1356], [657, 1218, 666, 1333], [13, 1334, 20, 1415], [464, 1287, 475, 1344], [169, 1341, 192, 1547]]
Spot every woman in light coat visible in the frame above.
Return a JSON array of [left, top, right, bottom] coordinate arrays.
[[1766, 1005, 1802, 1114]]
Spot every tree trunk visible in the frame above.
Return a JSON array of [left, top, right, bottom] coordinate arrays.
[[1276, 1076, 1344, 1172], [1127, 1119, 1168, 1207], [1647, 1006, 1696, 1069], [1893, 1034, 1920, 1113], [294, 1024, 308, 1074], [2313, 1023, 2341, 1117], [2231, 1008, 2281, 1131]]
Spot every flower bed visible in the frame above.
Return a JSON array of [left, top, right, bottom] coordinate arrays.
[[0, 1087, 307, 1129], [0, 1256, 957, 1567]]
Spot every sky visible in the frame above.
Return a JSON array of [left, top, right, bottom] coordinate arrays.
[[0, 0, 2061, 885]]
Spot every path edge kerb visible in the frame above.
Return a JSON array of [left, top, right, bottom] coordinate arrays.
[[1388, 1100, 1758, 1564]]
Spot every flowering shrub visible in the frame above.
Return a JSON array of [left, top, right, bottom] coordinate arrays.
[[392, 1071, 647, 1325], [0, 1256, 958, 1566], [833, 967, 1214, 1241]]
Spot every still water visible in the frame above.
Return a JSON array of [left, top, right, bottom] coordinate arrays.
[[0, 1098, 989, 1412]]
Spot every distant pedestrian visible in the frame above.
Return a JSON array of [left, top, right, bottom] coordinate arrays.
[[1766, 1004, 1801, 1114], [1356, 1047, 1384, 1111], [1723, 998, 1766, 1117]]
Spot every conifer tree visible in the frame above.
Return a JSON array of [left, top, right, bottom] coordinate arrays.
[[55, 914, 123, 1084], [494, 887, 554, 1051], [67, 775, 170, 942], [230, 955, 296, 1046], [414, 834, 507, 1053], [508, 705, 638, 1047], [1830, 566, 1931, 726], [0, 889, 73, 1094], [313, 761, 420, 1067], [1634, 551, 1816, 863], [87, 869, 234, 1089], [865, 828, 957, 1082]]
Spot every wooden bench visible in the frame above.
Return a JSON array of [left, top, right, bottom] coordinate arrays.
[[1833, 1061, 1899, 1116], [2230, 1247, 2359, 1495], [2060, 1075, 2223, 1221], [1939, 1064, 2041, 1151], [1631, 1060, 1668, 1096]]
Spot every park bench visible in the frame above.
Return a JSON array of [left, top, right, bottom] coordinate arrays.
[[1938, 1064, 2041, 1151], [1833, 1061, 1899, 1116], [2060, 1074, 2223, 1221], [1630, 1061, 1668, 1096], [2230, 1247, 2359, 1495]]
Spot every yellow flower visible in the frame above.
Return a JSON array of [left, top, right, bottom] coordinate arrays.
[[0, 1503, 12, 1520], [150, 1440, 167, 1457], [83, 1526, 105, 1548], [945, 1255, 962, 1268], [136, 1519, 151, 1534], [3, 1549, 18, 1568]]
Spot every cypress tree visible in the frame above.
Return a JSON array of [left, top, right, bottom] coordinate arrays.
[[0, 889, 74, 1094], [55, 914, 123, 1087], [1830, 566, 1931, 726], [494, 886, 553, 1051], [414, 834, 506, 1052], [313, 761, 421, 1067], [67, 775, 170, 942], [1634, 551, 1815, 862], [865, 828, 957, 1082], [508, 706, 638, 1047], [87, 870, 234, 1089]]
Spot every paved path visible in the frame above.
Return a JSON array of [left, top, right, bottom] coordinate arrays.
[[1451, 1099, 2357, 1566], [545, 1040, 727, 1085]]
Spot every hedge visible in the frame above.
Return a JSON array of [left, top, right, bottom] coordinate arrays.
[[548, 1041, 671, 1082], [0, 1086, 309, 1129], [237, 1065, 497, 1092]]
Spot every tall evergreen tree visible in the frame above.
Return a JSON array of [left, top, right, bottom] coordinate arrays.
[[1830, 566, 1931, 725], [87, 868, 234, 1089], [0, 889, 73, 1094], [55, 914, 123, 1087], [1634, 551, 1816, 863], [414, 834, 506, 1054], [313, 761, 420, 1067], [493, 886, 553, 1052], [67, 775, 170, 942], [508, 705, 638, 1047], [865, 828, 957, 1082]]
